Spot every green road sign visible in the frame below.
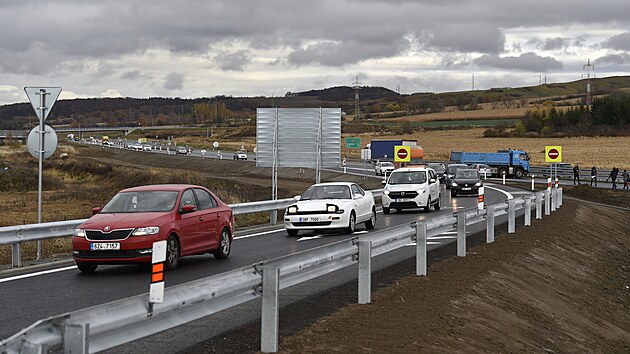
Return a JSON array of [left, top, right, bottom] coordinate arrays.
[[346, 137, 360, 149]]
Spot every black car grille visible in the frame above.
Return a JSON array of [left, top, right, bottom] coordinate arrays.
[[388, 202, 419, 208], [85, 229, 133, 241], [74, 250, 146, 259], [291, 221, 332, 227], [388, 191, 419, 199]]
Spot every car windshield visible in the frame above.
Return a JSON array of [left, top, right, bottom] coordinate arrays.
[[388, 171, 427, 184], [428, 163, 444, 171], [448, 165, 465, 174], [300, 185, 351, 200], [100, 191, 179, 213], [381, 162, 394, 168], [455, 170, 479, 179]]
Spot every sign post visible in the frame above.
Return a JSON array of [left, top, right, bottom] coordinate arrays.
[[24, 87, 62, 260]]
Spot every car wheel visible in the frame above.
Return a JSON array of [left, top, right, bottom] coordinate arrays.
[[344, 212, 356, 234], [213, 228, 232, 259], [434, 195, 441, 211], [166, 235, 180, 270], [287, 229, 299, 236], [77, 263, 98, 273], [365, 208, 376, 230], [424, 196, 432, 212], [383, 207, 390, 214]]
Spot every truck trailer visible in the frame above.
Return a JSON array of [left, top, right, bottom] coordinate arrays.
[[368, 139, 417, 161], [450, 149, 530, 178]]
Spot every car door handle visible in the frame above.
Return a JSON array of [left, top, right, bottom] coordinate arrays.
[[198, 217, 204, 221]]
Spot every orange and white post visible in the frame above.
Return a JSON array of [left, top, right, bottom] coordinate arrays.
[[547, 177, 551, 192], [477, 186, 485, 210], [148, 240, 167, 316], [531, 174, 535, 191]]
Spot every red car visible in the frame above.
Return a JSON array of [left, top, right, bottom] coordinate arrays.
[[72, 184, 234, 273]]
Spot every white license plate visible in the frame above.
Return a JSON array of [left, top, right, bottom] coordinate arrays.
[[90, 242, 120, 250], [462, 187, 472, 191], [299, 217, 320, 222], [395, 198, 411, 202]]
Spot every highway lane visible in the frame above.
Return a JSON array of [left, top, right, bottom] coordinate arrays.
[[0, 183, 529, 345]]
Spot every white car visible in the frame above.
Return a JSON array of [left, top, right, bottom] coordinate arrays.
[[381, 167, 441, 214], [233, 151, 247, 160], [375, 161, 395, 176], [142, 144, 152, 151], [284, 182, 376, 236]]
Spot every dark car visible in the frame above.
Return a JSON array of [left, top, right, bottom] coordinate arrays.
[[445, 163, 468, 189], [427, 162, 446, 182], [72, 184, 234, 273], [450, 169, 483, 197], [176, 146, 188, 155]]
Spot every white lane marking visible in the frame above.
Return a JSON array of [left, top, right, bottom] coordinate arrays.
[[235, 228, 284, 239], [484, 185, 514, 200], [297, 236, 323, 241], [0, 265, 77, 283]]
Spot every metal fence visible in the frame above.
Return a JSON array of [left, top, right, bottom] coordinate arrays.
[[0, 188, 563, 353]]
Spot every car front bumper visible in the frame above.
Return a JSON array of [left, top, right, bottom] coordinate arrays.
[[382, 193, 430, 209], [72, 234, 163, 264], [284, 212, 350, 231]]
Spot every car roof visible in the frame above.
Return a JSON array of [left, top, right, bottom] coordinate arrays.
[[391, 167, 431, 172], [120, 184, 203, 193], [456, 169, 478, 173], [310, 182, 355, 187]]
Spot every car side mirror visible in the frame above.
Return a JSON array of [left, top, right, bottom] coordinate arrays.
[[180, 204, 197, 214], [429, 179, 436, 184], [91, 207, 101, 215], [381, 179, 387, 185], [293, 195, 301, 201]]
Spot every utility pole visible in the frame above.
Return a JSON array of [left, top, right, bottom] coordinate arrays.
[[583, 59, 595, 106], [353, 76, 361, 121]]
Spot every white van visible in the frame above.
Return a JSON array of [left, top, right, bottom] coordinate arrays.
[[381, 167, 441, 214]]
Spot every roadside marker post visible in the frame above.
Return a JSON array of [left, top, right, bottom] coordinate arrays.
[[502, 173, 506, 185], [547, 177, 551, 191], [148, 240, 167, 316], [531, 174, 535, 191], [477, 186, 485, 210]]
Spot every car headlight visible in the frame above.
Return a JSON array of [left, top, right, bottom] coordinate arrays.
[[326, 204, 339, 213], [475, 182, 482, 187], [287, 205, 298, 214], [383, 190, 390, 195], [132, 226, 160, 236], [451, 182, 458, 186], [74, 228, 86, 238]]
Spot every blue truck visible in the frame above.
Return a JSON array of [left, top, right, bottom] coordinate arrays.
[[369, 139, 417, 161], [450, 149, 530, 178]]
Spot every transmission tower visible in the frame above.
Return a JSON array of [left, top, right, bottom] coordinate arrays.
[[353, 76, 361, 120], [583, 59, 595, 105]]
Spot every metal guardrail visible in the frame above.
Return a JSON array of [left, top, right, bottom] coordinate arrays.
[[0, 188, 563, 353]]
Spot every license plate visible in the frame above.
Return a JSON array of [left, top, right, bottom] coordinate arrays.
[[299, 217, 320, 222], [462, 187, 472, 191], [396, 198, 411, 202], [90, 242, 120, 250]]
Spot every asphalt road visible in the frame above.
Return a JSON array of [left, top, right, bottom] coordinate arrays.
[[0, 182, 533, 352]]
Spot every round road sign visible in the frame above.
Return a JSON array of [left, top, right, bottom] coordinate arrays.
[[397, 149, 408, 159], [548, 148, 559, 159], [27, 125, 58, 159], [213, 141, 219, 148]]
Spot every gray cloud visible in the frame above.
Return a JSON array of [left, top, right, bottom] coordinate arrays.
[[543, 37, 570, 50], [214, 50, 252, 71], [474, 53, 563, 71], [164, 72, 185, 90], [595, 53, 630, 66], [602, 32, 630, 50]]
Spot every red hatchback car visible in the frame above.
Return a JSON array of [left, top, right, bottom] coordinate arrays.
[[72, 184, 234, 273]]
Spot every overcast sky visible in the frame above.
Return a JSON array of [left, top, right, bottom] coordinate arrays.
[[1, 0, 629, 106]]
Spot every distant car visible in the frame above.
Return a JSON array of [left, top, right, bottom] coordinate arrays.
[[176, 146, 188, 155], [233, 151, 247, 160], [375, 161, 395, 176], [427, 162, 446, 182], [450, 169, 483, 197], [381, 167, 441, 213], [469, 163, 492, 178], [284, 182, 376, 236], [130, 144, 143, 151], [142, 144, 152, 151], [72, 184, 235, 273], [445, 163, 468, 189]]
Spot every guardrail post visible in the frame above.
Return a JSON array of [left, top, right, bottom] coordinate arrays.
[[12, 242, 22, 268], [261, 266, 280, 353], [358, 240, 372, 304], [270, 210, 277, 225], [508, 200, 516, 234], [536, 192, 542, 220], [524, 197, 532, 226], [486, 206, 495, 243], [544, 190, 551, 216], [457, 212, 466, 257], [551, 188, 557, 212], [558, 188, 563, 207], [416, 223, 427, 276], [64, 323, 89, 354]]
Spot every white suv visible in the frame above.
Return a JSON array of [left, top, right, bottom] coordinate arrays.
[[381, 167, 441, 214]]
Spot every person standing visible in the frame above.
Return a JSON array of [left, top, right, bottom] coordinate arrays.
[[573, 164, 580, 185], [623, 169, 629, 190], [607, 167, 619, 189], [590, 166, 598, 186]]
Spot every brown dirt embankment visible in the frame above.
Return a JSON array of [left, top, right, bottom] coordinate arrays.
[[277, 194, 630, 353]]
